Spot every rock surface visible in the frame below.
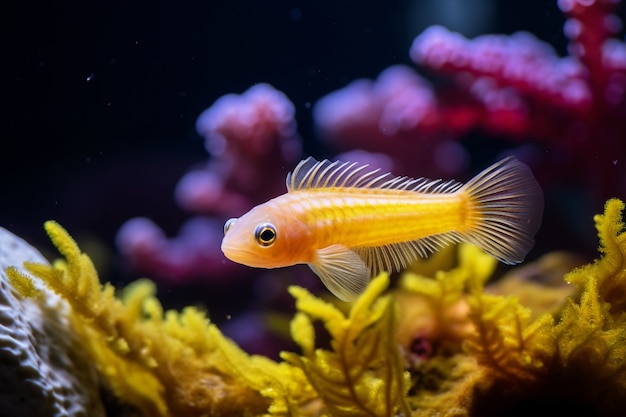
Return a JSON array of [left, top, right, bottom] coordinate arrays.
[[0, 227, 105, 417]]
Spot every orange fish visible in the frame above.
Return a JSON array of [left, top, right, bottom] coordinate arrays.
[[221, 156, 543, 301]]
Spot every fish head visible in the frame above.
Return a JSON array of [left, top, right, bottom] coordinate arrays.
[[221, 201, 310, 269]]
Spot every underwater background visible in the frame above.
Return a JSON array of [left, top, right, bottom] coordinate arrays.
[[2, 1, 626, 415], [3, 0, 625, 352]]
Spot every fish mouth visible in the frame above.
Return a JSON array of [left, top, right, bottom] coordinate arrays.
[[221, 240, 263, 267]]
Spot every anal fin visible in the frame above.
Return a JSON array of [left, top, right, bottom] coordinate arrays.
[[354, 232, 463, 276], [309, 244, 370, 301]]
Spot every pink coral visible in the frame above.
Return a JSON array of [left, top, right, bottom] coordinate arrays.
[[409, 0, 626, 198], [313, 65, 470, 177], [189, 83, 301, 215], [116, 84, 301, 283], [115, 217, 234, 281], [314, 0, 626, 202]]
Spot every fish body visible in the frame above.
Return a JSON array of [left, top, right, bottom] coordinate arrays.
[[221, 156, 543, 301]]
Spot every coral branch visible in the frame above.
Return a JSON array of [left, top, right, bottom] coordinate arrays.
[[116, 84, 302, 283], [312, 1, 626, 202], [313, 65, 470, 176], [8, 198, 626, 416], [9, 222, 269, 417], [284, 274, 411, 417], [406, 6, 626, 200]]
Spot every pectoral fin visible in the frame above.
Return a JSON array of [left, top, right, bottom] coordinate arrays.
[[309, 244, 370, 301]]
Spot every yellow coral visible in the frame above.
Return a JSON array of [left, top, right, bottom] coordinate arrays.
[[7, 199, 626, 416], [568, 198, 626, 311], [7, 221, 412, 417], [7, 221, 268, 417], [283, 274, 411, 417], [397, 200, 626, 415], [214, 327, 319, 416]]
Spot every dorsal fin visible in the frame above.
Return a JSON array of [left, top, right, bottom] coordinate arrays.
[[286, 157, 463, 193]]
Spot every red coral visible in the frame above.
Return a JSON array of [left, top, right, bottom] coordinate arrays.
[[409, 0, 626, 197], [314, 0, 626, 201]]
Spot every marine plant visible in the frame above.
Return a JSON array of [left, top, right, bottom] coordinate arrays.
[[7, 221, 269, 417], [7, 198, 626, 415]]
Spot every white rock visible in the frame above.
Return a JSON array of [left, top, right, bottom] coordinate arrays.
[[0, 227, 105, 417]]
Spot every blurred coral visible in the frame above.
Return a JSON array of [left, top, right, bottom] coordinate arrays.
[[314, 65, 471, 177], [116, 217, 235, 282], [314, 0, 626, 200], [115, 0, 626, 297], [7, 198, 626, 415], [189, 83, 301, 215], [116, 83, 301, 283]]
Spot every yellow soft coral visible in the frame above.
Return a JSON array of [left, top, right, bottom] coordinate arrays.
[[282, 274, 411, 417], [567, 198, 626, 312], [6, 221, 410, 417], [214, 328, 320, 416], [398, 244, 496, 415], [397, 200, 626, 415], [7, 221, 268, 417], [7, 199, 626, 416]]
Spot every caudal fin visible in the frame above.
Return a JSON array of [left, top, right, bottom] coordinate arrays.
[[461, 156, 544, 264]]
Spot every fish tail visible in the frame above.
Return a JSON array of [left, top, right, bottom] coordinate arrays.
[[461, 156, 544, 264]]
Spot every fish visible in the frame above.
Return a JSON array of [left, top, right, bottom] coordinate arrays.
[[221, 156, 543, 301]]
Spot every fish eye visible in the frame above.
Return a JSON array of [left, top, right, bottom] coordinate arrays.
[[254, 223, 277, 247], [224, 218, 237, 235]]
